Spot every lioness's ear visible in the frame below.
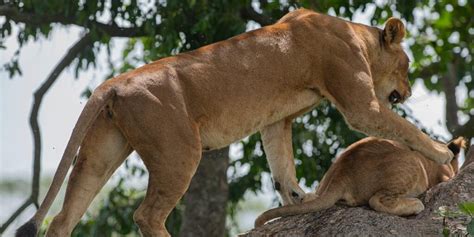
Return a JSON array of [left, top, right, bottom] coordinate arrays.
[[383, 18, 405, 45]]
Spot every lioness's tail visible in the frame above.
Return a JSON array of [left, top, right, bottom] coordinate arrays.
[[254, 189, 342, 228], [16, 85, 116, 237]]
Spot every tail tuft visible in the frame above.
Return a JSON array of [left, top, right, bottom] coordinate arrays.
[[15, 220, 38, 237]]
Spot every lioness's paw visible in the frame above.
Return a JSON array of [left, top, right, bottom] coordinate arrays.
[[289, 188, 305, 204], [275, 181, 305, 205], [431, 142, 454, 164]]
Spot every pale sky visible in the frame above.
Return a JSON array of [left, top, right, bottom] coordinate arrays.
[[0, 26, 127, 178]]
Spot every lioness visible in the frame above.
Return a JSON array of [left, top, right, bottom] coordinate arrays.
[[17, 9, 453, 237], [255, 137, 465, 227]]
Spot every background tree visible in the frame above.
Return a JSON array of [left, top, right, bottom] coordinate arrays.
[[1, 0, 472, 236]]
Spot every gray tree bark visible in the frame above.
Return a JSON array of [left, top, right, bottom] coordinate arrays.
[[179, 147, 229, 237], [243, 147, 474, 237]]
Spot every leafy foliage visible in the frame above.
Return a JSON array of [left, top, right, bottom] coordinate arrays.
[[73, 179, 144, 237], [458, 202, 474, 236], [436, 202, 474, 237]]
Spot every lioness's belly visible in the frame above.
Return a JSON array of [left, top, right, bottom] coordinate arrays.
[[199, 90, 321, 150]]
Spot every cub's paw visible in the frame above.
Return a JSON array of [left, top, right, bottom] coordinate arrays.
[[409, 199, 425, 215]]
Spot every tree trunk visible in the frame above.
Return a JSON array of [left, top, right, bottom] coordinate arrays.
[[463, 145, 474, 168], [442, 62, 460, 133], [179, 147, 229, 237], [243, 156, 474, 237]]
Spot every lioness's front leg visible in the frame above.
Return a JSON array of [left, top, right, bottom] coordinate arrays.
[[347, 104, 453, 164], [260, 119, 305, 205], [328, 70, 453, 164]]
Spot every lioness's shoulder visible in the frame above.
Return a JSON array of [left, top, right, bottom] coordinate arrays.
[[277, 8, 318, 23]]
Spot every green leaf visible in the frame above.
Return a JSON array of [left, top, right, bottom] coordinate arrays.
[[458, 202, 474, 216], [468, 219, 474, 236], [442, 227, 450, 237]]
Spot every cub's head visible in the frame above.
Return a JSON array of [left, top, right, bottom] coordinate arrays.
[[372, 18, 411, 107], [447, 137, 466, 174]]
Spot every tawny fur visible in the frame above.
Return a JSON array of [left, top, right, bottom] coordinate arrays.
[[255, 137, 465, 227], [18, 9, 454, 237]]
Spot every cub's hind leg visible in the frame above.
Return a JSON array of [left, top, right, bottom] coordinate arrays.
[[46, 111, 132, 236], [369, 191, 425, 216]]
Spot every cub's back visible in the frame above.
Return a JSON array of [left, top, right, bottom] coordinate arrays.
[[318, 137, 428, 204]]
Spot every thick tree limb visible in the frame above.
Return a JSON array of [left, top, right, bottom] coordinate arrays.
[[0, 5, 147, 37], [243, 163, 474, 236], [0, 32, 94, 234]]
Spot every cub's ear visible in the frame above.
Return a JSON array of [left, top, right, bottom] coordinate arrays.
[[383, 18, 406, 45], [447, 137, 466, 156]]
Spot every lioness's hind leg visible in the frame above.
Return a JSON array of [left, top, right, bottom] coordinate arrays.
[[113, 85, 203, 236], [47, 112, 132, 236], [117, 109, 202, 236], [132, 134, 202, 237], [369, 192, 425, 216]]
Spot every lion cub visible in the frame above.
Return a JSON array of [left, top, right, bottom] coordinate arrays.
[[255, 137, 465, 227]]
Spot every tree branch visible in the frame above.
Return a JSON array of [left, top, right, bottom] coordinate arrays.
[[415, 62, 440, 79], [0, 197, 33, 233], [0, 5, 148, 37], [461, 144, 474, 169], [240, 6, 273, 26], [452, 115, 474, 138], [0, 5, 75, 24], [0, 32, 94, 234]]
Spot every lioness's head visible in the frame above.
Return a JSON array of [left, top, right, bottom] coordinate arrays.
[[372, 18, 411, 107]]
